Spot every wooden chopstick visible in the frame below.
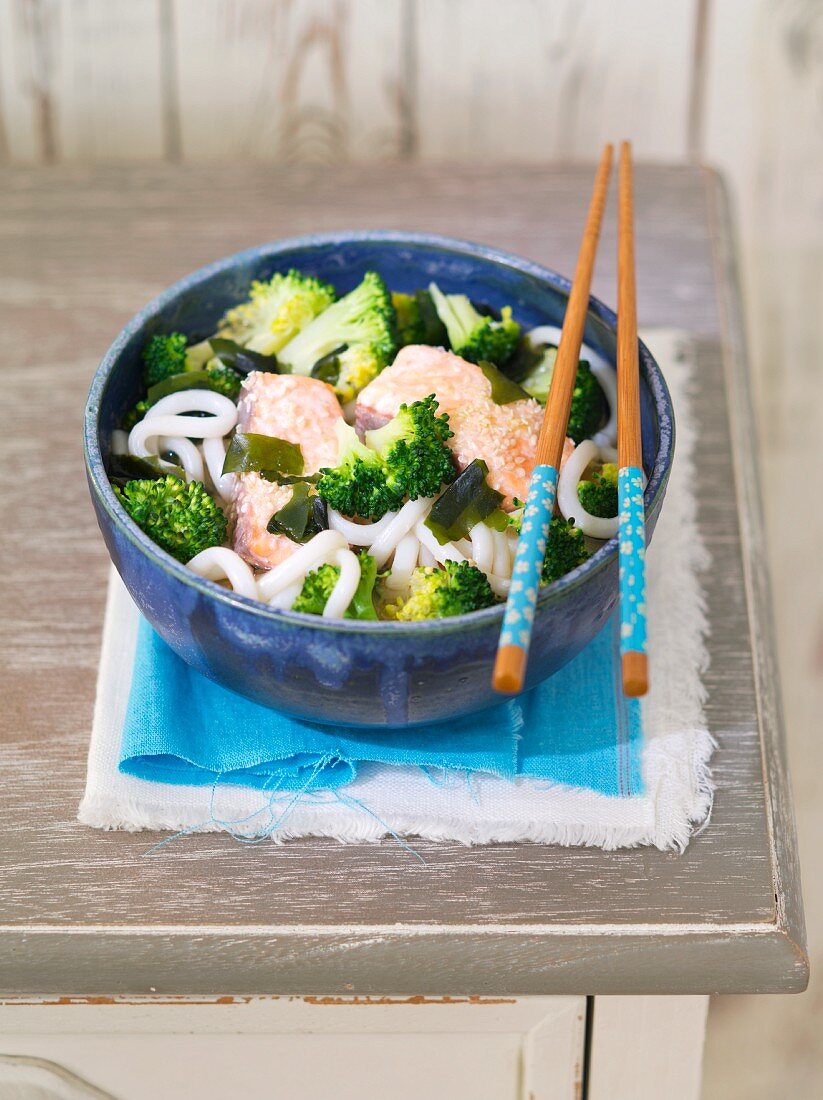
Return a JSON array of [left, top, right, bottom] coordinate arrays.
[[617, 141, 649, 697], [493, 144, 614, 695]]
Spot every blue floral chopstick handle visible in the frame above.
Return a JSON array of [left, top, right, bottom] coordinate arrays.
[[493, 464, 558, 692], [618, 466, 647, 657]]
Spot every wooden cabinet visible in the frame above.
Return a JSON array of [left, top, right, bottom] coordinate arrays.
[[0, 998, 586, 1100], [0, 996, 714, 1099]]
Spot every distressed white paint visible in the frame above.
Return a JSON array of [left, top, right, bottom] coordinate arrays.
[[0, 997, 586, 1100], [588, 995, 709, 1100]]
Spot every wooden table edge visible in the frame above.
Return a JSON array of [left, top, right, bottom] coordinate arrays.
[[0, 920, 808, 997]]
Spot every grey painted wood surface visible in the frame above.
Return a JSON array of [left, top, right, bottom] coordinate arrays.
[[0, 164, 807, 996]]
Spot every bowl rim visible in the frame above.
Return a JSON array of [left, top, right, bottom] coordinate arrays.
[[84, 228, 674, 636]]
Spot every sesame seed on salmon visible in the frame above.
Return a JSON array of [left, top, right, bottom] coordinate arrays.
[[232, 373, 343, 569], [355, 345, 574, 508]]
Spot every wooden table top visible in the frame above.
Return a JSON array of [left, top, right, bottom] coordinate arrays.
[[0, 164, 807, 997]]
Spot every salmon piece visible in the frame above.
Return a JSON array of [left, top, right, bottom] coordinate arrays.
[[356, 345, 574, 508], [236, 372, 342, 473], [356, 345, 484, 430], [232, 474, 297, 569], [232, 373, 343, 569], [448, 404, 575, 509]]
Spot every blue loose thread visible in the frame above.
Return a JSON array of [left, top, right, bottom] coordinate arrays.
[[142, 756, 336, 855], [142, 755, 429, 863], [464, 769, 482, 807], [331, 790, 427, 865]]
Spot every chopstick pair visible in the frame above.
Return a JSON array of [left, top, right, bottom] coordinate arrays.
[[492, 141, 648, 699]]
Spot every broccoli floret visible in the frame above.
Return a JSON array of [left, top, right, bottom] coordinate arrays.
[[566, 363, 608, 443], [541, 517, 590, 584], [365, 395, 455, 502], [317, 398, 454, 519], [204, 361, 242, 401], [279, 272, 397, 397], [218, 269, 336, 356], [114, 476, 227, 563], [316, 421, 401, 520], [142, 333, 187, 386], [578, 462, 618, 518], [122, 398, 150, 430], [521, 348, 607, 444], [292, 562, 339, 616], [292, 551, 379, 619], [331, 344, 385, 405], [310, 305, 409, 401], [389, 561, 496, 621], [428, 282, 520, 365], [392, 292, 425, 346]]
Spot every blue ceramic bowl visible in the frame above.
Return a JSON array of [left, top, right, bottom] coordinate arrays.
[[85, 231, 674, 727]]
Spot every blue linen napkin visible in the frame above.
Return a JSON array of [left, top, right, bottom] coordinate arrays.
[[120, 613, 643, 798]]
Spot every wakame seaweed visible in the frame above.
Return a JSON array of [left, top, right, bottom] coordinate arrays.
[[277, 473, 319, 485], [209, 338, 280, 376], [310, 345, 348, 386], [267, 482, 327, 542], [222, 432, 304, 479], [502, 333, 546, 383], [425, 459, 504, 544], [414, 289, 448, 346], [477, 360, 531, 404], [108, 453, 185, 487]]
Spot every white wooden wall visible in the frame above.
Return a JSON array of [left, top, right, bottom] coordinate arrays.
[[702, 0, 823, 435], [1, 3, 818, 267], [0, 0, 703, 164]]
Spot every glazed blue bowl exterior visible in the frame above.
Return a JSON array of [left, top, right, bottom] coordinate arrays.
[[84, 231, 674, 727]]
